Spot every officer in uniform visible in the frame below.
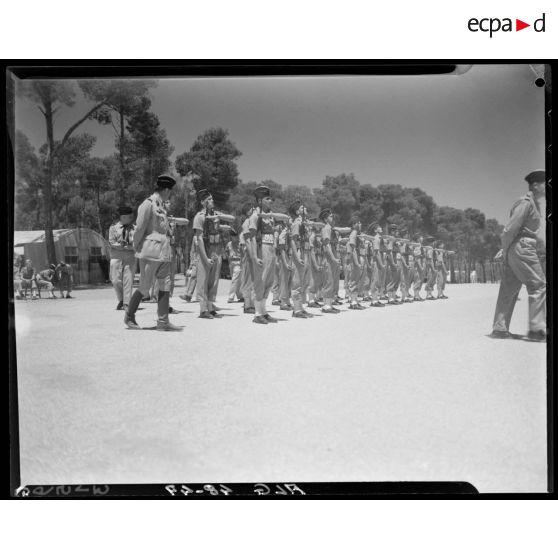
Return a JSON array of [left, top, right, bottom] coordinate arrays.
[[192, 189, 234, 319], [124, 174, 181, 331], [319, 208, 340, 314], [108, 206, 137, 311], [247, 185, 289, 324], [491, 169, 546, 341]]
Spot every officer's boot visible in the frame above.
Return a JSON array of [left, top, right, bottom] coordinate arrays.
[[157, 291, 182, 331], [124, 290, 143, 329]]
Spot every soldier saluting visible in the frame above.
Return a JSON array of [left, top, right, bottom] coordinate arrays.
[[192, 189, 235, 319], [491, 169, 546, 341]]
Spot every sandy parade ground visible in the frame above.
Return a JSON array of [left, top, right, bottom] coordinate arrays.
[[13, 278, 548, 493]]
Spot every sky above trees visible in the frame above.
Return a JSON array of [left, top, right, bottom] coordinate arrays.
[[15, 65, 545, 224]]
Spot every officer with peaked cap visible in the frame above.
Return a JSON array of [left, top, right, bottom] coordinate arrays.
[[109, 205, 137, 311], [124, 173, 182, 331], [491, 169, 546, 341]]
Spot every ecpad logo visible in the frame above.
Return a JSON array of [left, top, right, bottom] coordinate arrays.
[[468, 13, 546, 37]]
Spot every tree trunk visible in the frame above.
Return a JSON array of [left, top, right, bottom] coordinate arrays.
[[96, 184, 102, 234], [119, 108, 126, 205], [44, 100, 57, 266]]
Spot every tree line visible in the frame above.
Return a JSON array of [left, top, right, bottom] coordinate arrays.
[[13, 78, 503, 279]]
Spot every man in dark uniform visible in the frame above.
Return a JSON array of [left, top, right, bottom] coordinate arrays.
[[491, 169, 547, 341], [124, 174, 181, 331]]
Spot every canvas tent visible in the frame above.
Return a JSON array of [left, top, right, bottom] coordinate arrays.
[[14, 228, 111, 285]]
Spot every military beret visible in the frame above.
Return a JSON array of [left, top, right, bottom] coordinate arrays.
[[118, 206, 133, 216], [524, 169, 545, 184], [388, 223, 399, 232], [254, 185, 271, 199], [49, 263, 56, 270], [319, 208, 332, 221], [424, 236, 435, 243], [350, 215, 361, 226], [197, 189, 212, 202], [289, 200, 303, 216], [412, 233, 422, 241], [156, 174, 176, 189]]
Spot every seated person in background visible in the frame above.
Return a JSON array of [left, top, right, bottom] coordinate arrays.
[[13, 256, 24, 299], [56, 261, 74, 299], [35, 264, 58, 298], [20, 259, 38, 299]]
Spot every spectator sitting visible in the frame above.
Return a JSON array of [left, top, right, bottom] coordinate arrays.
[[35, 264, 58, 298], [13, 256, 25, 299], [20, 259, 38, 299]]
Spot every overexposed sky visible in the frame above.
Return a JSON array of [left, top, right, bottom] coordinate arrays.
[[15, 64, 545, 224]]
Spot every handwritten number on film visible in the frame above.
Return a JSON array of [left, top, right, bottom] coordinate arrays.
[[164, 483, 305, 496], [165, 484, 233, 496]]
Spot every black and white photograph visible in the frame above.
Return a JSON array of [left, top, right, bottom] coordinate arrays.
[[8, 64, 550, 495]]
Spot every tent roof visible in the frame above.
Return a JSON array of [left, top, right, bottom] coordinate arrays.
[[14, 229, 73, 246]]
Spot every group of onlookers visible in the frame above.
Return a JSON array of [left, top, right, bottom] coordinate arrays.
[[13, 256, 74, 300]]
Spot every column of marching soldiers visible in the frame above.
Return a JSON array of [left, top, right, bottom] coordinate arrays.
[[116, 176, 454, 330]]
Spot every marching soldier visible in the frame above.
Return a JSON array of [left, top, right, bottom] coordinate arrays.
[[277, 219, 294, 310], [423, 236, 437, 300], [397, 229, 413, 303], [385, 225, 402, 305], [319, 208, 340, 314], [331, 217, 347, 305], [367, 223, 385, 307], [192, 189, 235, 319], [307, 220, 324, 308], [239, 202, 256, 314], [491, 169, 546, 341], [289, 200, 312, 318], [346, 216, 365, 309], [411, 233, 425, 301], [247, 185, 289, 324], [434, 240, 449, 299], [181, 235, 198, 303], [108, 205, 137, 311], [124, 174, 181, 331], [226, 229, 243, 303]]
